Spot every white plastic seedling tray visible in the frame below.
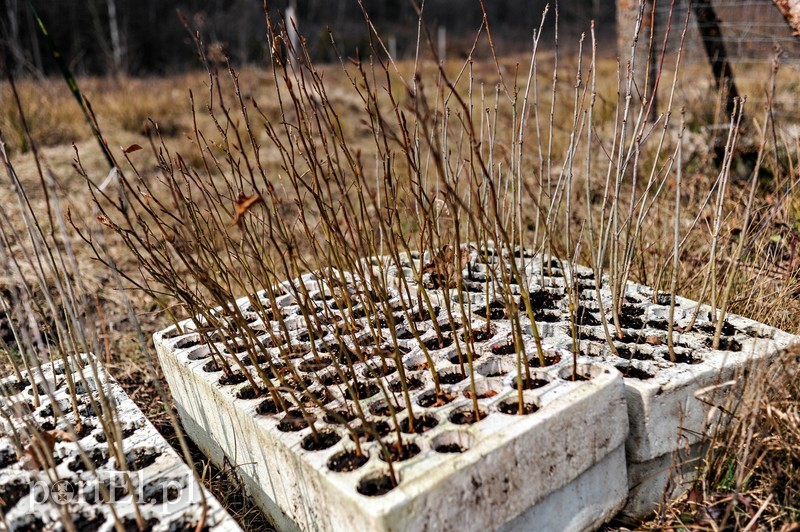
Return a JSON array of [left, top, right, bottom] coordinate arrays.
[[155, 271, 629, 531], [0, 354, 240, 532]]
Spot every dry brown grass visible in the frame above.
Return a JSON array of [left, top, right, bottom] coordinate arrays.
[[648, 345, 800, 530]]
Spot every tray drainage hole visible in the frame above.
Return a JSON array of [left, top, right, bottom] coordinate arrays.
[[449, 406, 488, 425], [498, 399, 539, 415], [615, 364, 656, 380], [438, 367, 467, 385], [399, 415, 438, 434], [379, 441, 421, 463], [369, 399, 405, 417], [350, 420, 392, 443], [357, 471, 398, 497], [475, 359, 513, 377], [417, 390, 456, 408], [277, 410, 314, 432], [328, 450, 369, 472], [301, 428, 341, 451], [432, 430, 475, 453]]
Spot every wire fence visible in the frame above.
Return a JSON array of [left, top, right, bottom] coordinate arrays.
[[619, 0, 800, 123], [655, 0, 800, 66]]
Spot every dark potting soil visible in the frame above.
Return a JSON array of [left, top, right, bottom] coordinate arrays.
[[529, 354, 562, 367], [534, 311, 561, 322], [411, 307, 440, 323], [438, 370, 467, 385], [122, 517, 159, 532], [617, 365, 655, 380], [323, 408, 357, 424], [350, 421, 391, 443], [498, 400, 538, 415], [449, 351, 482, 365], [0, 480, 29, 512], [68, 447, 108, 472], [328, 450, 369, 472], [202, 360, 221, 373], [363, 362, 396, 379], [491, 341, 516, 356], [576, 306, 600, 326], [519, 376, 550, 390], [475, 304, 506, 320], [277, 410, 311, 432], [396, 328, 415, 340], [524, 290, 560, 310], [256, 397, 281, 415], [423, 335, 453, 351], [449, 409, 487, 425], [369, 401, 405, 417], [704, 336, 742, 352], [615, 345, 653, 361], [72, 512, 108, 532], [662, 351, 703, 365], [463, 388, 498, 400], [697, 320, 737, 336], [301, 429, 341, 451], [390, 376, 423, 393], [0, 446, 17, 469], [417, 391, 455, 408], [297, 356, 332, 372], [236, 385, 259, 400], [435, 442, 466, 453], [379, 442, 420, 462], [345, 381, 380, 401], [166, 520, 210, 532], [125, 448, 160, 471], [356, 472, 396, 496], [617, 308, 645, 329], [399, 415, 438, 434]]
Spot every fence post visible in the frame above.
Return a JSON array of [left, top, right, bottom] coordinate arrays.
[[616, 0, 658, 121]]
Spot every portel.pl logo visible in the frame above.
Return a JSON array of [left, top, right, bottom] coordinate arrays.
[[28, 472, 190, 508]]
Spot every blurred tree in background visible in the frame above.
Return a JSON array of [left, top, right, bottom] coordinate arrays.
[[0, 0, 615, 77]]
